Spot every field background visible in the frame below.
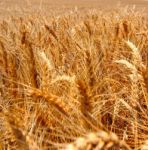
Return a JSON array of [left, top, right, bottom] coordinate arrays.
[[0, 0, 148, 17]]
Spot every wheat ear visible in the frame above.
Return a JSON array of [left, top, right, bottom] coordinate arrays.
[[63, 131, 131, 150]]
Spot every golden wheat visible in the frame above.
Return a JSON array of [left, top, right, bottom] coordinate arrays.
[[0, 6, 147, 150], [63, 131, 131, 150]]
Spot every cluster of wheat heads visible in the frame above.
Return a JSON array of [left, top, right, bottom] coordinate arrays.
[[0, 7, 148, 149], [64, 130, 131, 150]]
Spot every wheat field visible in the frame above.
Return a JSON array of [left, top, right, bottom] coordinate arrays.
[[0, 1, 148, 150]]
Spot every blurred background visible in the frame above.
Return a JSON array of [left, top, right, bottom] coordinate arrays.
[[0, 0, 148, 17]]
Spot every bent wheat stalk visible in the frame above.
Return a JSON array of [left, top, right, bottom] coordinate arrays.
[[25, 88, 68, 116]]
